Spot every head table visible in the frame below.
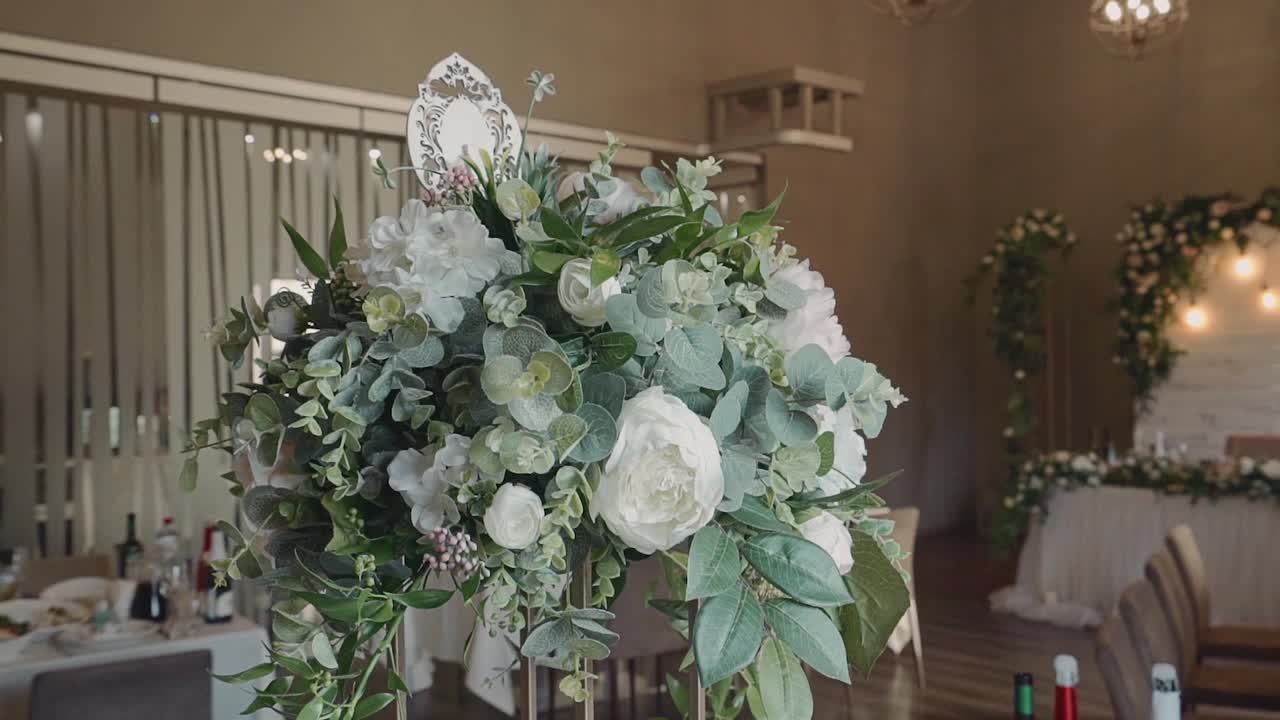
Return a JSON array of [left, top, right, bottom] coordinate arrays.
[[990, 485, 1280, 629]]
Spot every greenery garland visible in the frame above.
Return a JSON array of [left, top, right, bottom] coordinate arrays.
[[1112, 188, 1280, 409], [965, 210, 1077, 459], [991, 451, 1280, 551]]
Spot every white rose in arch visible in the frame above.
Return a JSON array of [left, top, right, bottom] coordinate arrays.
[[591, 387, 724, 554], [483, 484, 545, 551], [799, 511, 854, 575], [811, 405, 867, 497], [557, 258, 621, 327], [1261, 459, 1280, 480], [766, 259, 851, 362]]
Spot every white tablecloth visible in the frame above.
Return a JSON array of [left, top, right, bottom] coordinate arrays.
[[402, 594, 517, 715], [991, 486, 1280, 628], [0, 617, 270, 720]]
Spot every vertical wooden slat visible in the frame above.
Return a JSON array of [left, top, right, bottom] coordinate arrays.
[[248, 122, 274, 373], [305, 129, 325, 260], [67, 101, 88, 552], [799, 85, 814, 131], [160, 111, 187, 534], [107, 108, 142, 531], [217, 119, 251, 388], [1, 93, 39, 551], [336, 133, 359, 227], [767, 87, 783, 131], [288, 127, 306, 268], [136, 111, 164, 529], [187, 114, 217, 446], [43, 99, 73, 555], [710, 95, 726, 142], [831, 92, 844, 136], [83, 103, 113, 553]]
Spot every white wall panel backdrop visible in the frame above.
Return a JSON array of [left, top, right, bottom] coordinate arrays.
[[1, 91, 419, 555]]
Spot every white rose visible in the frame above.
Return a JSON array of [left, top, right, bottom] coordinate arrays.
[[799, 512, 854, 575], [591, 387, 723, 554], [483, 484, 545, 551], [388, 435, 475, 533], [1070, 456, 1096, 473], [1261, 459, 1280, 480], [812, 405, 867, 496], [765, 259, 851, 362], [561, 172, 646, 225], [557, 258, 621, 327], [1240, 457, 1257, 474]]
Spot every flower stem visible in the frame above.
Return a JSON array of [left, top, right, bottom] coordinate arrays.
[[343, 609, 406, 720]]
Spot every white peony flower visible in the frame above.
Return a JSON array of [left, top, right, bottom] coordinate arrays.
[[1240, 457, 1256, 474], [562, 172, 646, 225], [798, 511, 854, 575], [765, 259, 851, 362], [812, 405, 867, 496], [591, 387, 724, 554], [388, 434, 477, 533], [1261, 459, 1280, 480], [346, 201, 516, 332], [1070, 456, 1096, 473], [483, 484, 545, 551], [558, 258, 622, 327]]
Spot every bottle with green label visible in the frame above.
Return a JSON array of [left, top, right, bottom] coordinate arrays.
[[1014, 673, 1035, 719]]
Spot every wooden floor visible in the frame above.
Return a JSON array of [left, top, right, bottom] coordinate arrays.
[[408, 535, 1117, 719]]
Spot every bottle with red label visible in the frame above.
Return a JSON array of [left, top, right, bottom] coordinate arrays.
[[1053, 655, 1078, 720]]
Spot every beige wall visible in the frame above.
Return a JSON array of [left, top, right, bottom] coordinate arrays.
[[2, 0, 983, 532], [971, 1, 1280, 519]]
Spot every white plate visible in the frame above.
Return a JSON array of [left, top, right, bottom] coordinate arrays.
[[54, 620, 159, 654], [40, 576, 112, 605], [0, 598, 91, 663]]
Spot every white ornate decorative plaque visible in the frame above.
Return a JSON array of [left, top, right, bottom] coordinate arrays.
[[407, 53, 521, 188]]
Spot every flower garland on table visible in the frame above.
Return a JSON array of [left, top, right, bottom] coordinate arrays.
[[991, 450, 1280, 551], [182, 61, 912, 720], [965, 210, 1077, 458], [1112, 188, 1280, 410]]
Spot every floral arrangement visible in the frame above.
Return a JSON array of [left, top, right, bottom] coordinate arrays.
[[183, 64, 909, 720], [1112, 189, 1280, 409], [991, 450, 1280, 551]]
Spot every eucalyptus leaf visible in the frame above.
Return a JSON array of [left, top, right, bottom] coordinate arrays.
[[605, 294, 667, 355], [785, 345, 835, 405], [548, 413, 589, 458], [570, 403, 617, 463], [765, 389, 818, 446], [580, 373, 625, 418], [590, 331, 637, 370], [718, 446, 757, 513], [765, 279, 806, 311]]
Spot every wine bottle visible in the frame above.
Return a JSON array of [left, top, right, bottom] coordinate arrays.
[[1053, 655, 1078, 720], [115, 512, 144, 579], [1014, 673, 1035, 719], [203, 528, 234, 624], [195, 524, 213, 594], [1152, 663, 1181, 720]]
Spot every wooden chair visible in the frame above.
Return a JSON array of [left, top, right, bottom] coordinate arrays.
[[1119, 578, 1280, 712], [1095, 610, 1149, 720], [887, 507, 924, 689], [29, 649, 212, 720], [1223, 435, 1280, 460], [1165, 525, 1280, 662], [18, 553, 111, 596]]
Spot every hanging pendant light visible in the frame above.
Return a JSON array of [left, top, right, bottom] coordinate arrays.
[[864, 0, 973, 26], [1089, 0, 1190, 60]]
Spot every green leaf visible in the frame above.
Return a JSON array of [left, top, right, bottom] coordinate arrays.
[[532, 250, 575, 275], [663, 324, 726, 391], [614, 213, 688, 247], [212, 662, 275, 684], [765, 599, 850, 682], [327, 198, 347, 270], [692, 581, 765, 686], [737, 187, 786, 239], [785, 345, 835, 405], [770, 443, 821, 494], [296, 695, 324, 720], [741, 533, 853, 607], [390, 588, 453, 610], [728, 495, 791, 533], [718, 446, 757, 513], [281, 219, 328, 278], [765, 279, 806, 311], [310, 633, 338, 670], [386, 667, 410, 693], [179, 457, 198, 492], [765, 389, 818, 446], [548, 413, 589, 458], [604, 294, 667, 356], [815, 432, 835, 476], [754, 635, 812, 720], [686, 525, 742, 600], [839, 530, 911, 674], [590, 331, 637, 371], [353, 693, 396, 720], [790, 470, 903, 510], [296, 591, 362, 624], [590, 248, 622, 286], [570, 403, 617, 463], [580, 372, 625, 418], [540, 207, 581, 244], [709, 381, 748, 442]]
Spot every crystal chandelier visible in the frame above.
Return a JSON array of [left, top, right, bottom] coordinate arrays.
[[1089, 0, 1190, 59], [864, 0, 973, 26]]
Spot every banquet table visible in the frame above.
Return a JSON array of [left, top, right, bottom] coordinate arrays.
[[991, 486, 1280, 628], [0, 616, 270, 720]]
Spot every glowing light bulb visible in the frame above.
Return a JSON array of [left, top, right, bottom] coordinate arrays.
[[292, 148, 308, 161], [1104, 1, 1123, 21], [244, 134, 255, 144], [25, 110, 43, 143], [262, 149, 275, 162], [1234, 256, 1257, 278], [1262, 288, 1278, 311], [1126, 0, 1141, 8], [281, 153, 293, 165], [1184, 305, 1208, 329], [273, 147, 286, 159], [1135, 4, 1151, 21], [1153, 0, 1171, 13], [368, 148, 383, 161]]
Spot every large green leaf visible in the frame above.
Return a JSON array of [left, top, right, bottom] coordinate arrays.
[[352, 693, 396, 720], [281, 219, 328, 278], [709, 381, 748, 442], [590, 331, 636, 370], [765, 389, 817, 446], [764, 599, 850, 682], [663, 324, 726, 391], [785, 345, 835, 405], [604, 294, 667, 355], [736, 187, 786, 239], [692, 581, 765, 686], [327, 198, 347, 270], [753, 635, 812, 720], [389, 588, 453, 610], [212, 662, 275, 684], [727, 495, 791, 533], [614, 213, 689, 247], [838, 530, 910, 674], [569, 403, 617, 463], [686, 525, 741, 600], [740, 533, 853, 607]]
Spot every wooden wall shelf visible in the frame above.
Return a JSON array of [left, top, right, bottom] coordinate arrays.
[[707, 66, 863, 154]]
